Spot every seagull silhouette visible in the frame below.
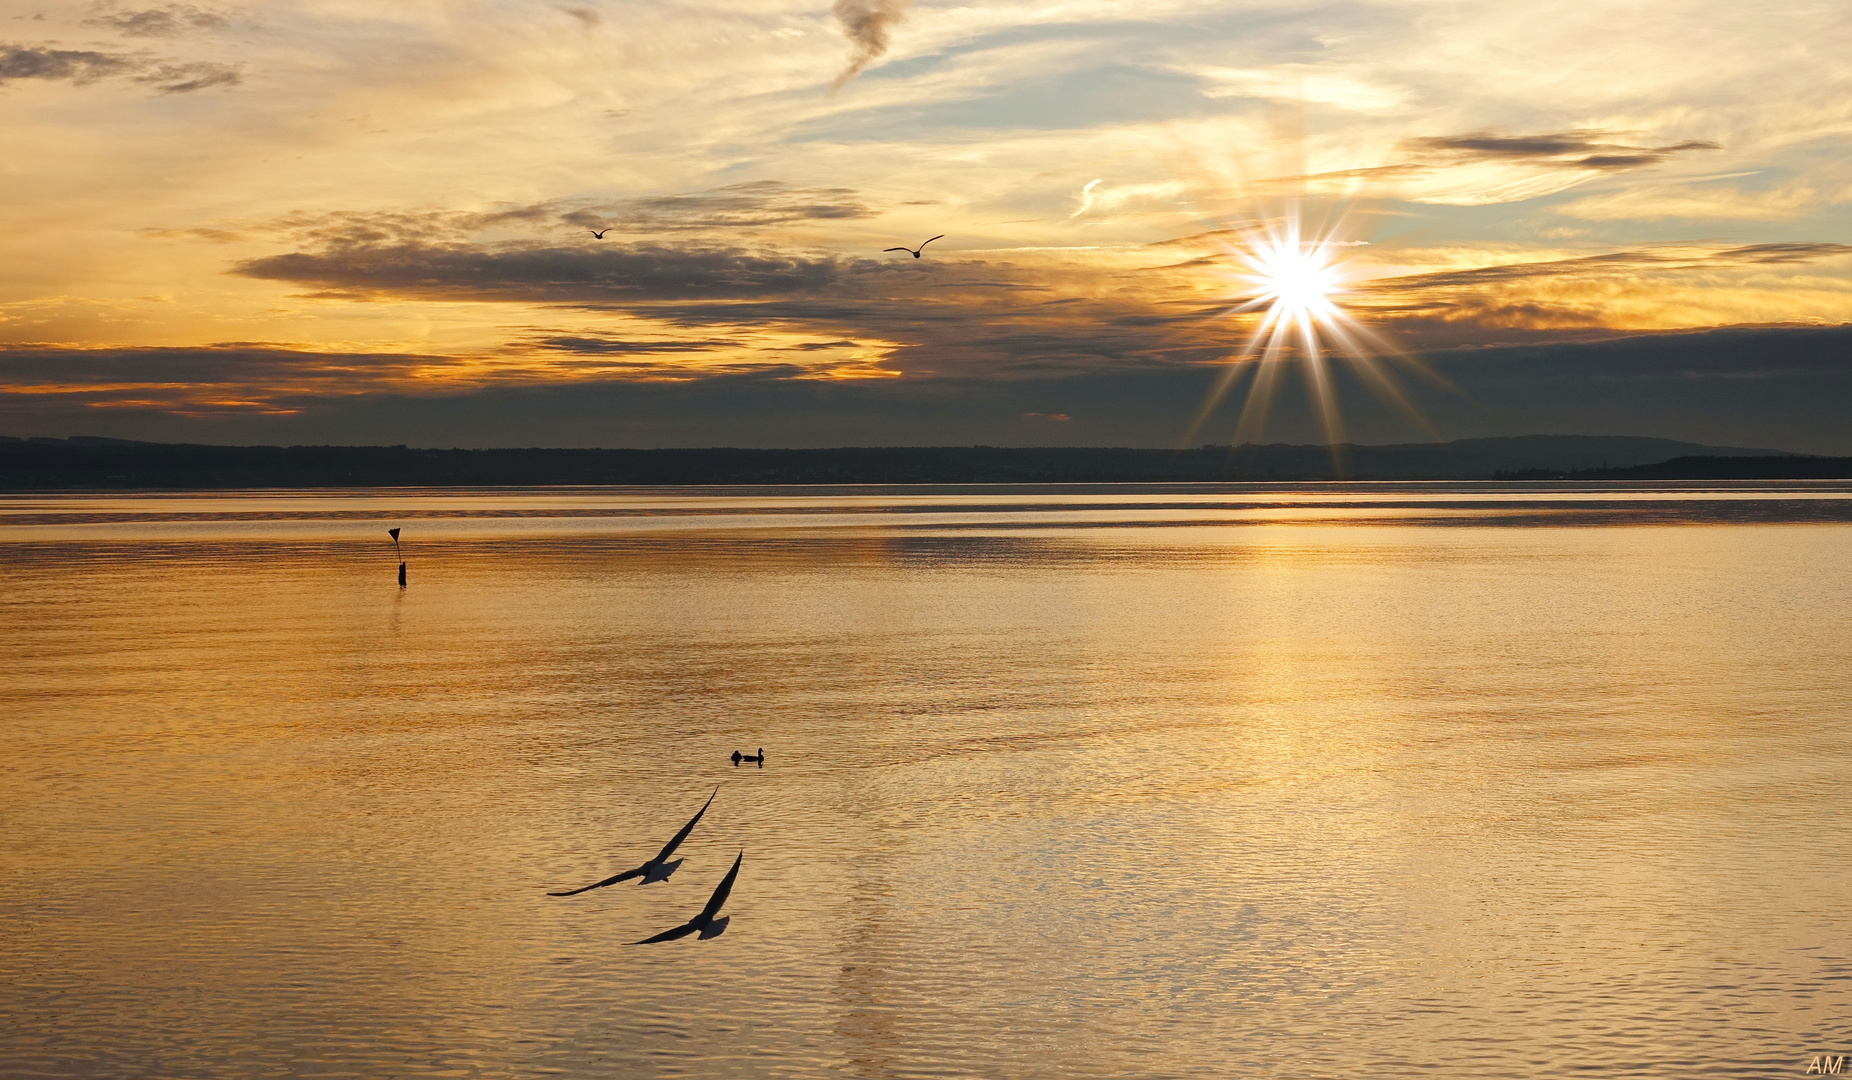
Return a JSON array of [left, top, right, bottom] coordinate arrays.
[[590, 229, 609, 239], [884, 235, 944, 259], [548, 787, 716, 896], [633, 851, 742, 944]]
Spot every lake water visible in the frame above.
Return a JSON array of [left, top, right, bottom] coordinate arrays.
[[3, 483, 1850, 1079]]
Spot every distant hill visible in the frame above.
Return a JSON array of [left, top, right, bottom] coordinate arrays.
[[1224, 435, 1791, 479], [0, 433, 1805, 488], [1570, 455, 1852, 480]]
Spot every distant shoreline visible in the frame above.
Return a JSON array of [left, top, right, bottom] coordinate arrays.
[[3, 435, 1847, 489]]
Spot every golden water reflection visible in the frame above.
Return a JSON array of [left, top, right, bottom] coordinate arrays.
[[2, 486, 1849, 1078]]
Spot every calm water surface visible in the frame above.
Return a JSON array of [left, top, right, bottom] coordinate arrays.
[[3, 484, 1850, 1078]]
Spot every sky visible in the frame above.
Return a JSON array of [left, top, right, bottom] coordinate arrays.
[[1, 0, 1849, 450]]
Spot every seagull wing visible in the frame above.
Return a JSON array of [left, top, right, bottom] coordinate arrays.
[[920, 235, 945, 248], [653, 786, 717, 864], [547, 865, 644, 896], [882, 247, 909, 253], [699, 851, 743, 923], [631, 922, 698, 945]]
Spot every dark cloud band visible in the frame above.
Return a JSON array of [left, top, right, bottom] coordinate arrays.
[[5, 326, 1850, 454], [234, 243, 854, 301], [0, 42, 237, 92], [1403, 130, 1720, 171]]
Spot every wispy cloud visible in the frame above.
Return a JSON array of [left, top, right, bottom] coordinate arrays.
[[0, 343, 448, 417], [523, 335, 744, 355], [84, 4, 230, 38], [0, 42, 237, 92], [233, 243, 855, 302], [1, 44, 139, 84], [251, 183, 876, 250], [567, 181, 876, 232], [1555, 182, 1825, 221], [831, 0, 911, 91], [556, 6, 601, 31], [1356, 242, 1852, 337], [1404, 130, 1721, 172]]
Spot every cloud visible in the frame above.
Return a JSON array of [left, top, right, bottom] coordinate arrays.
[[1365, 250, 1681, 293], [7, 327, 1852, 455], [1067, 179, 1187, 220], [1403, 130, 1720, 172], [1719, 242, 1852, 264], [1365, 242, 1852, 296], [258, 183, 875, 249], [1555, 183, 1821, 221], [139, 59, 237, 92], [0, 45, 137, 84], [556, 6, 601, 31], [225, 214, 1852, 390], [1215, 128, 1729, 208], [1353, 242, 1852, 340], [1196, 66, 1409, 114], [0, 343, 451, 417], [524, 335, 745, 355], [1400, 129, 1718, 172], [0, 42, 237, 92], [224, 228, 1243, 381], [85, 4, 229, 38], [566, 181, 876, 232], [233, 243, 855, 302], [830, 0, 911, 91]]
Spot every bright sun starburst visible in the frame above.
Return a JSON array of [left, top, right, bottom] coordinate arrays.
[[1183, 201, 1428, 452], [1242, 230, 1342, 327]]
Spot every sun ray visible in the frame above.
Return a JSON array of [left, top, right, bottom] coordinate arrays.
[[1179, 194, 1441, 459]]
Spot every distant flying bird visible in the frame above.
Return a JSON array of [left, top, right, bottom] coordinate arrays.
[[633, 851, 742, 944], [731, 748, 764, 767], [590, 229, 609, 239], [548, 787, 717, 896], [884, 235, 943, 259]]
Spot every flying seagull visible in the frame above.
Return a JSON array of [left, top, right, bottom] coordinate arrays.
[[548, 786, 717, 896], [590, 229, 609, 239], [633, 851, 742, 944], [884, 235, 943, 259]]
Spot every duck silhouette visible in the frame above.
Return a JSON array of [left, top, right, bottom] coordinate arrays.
[[731, 748, 765, 767]]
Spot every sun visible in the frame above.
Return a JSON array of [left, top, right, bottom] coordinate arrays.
[[1181, 202, 1427, 452], [1243, 233, 1342, 327]]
